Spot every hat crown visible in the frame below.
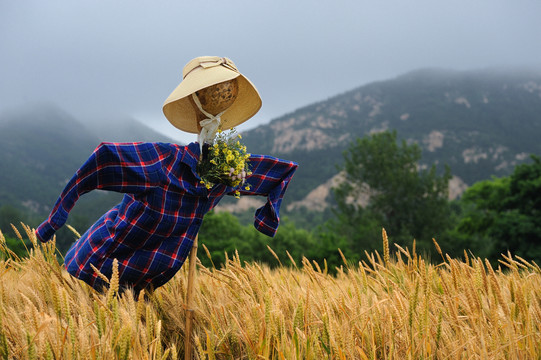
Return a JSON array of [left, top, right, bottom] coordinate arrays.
[[183, 56, 238, 79], [163, 55, 262, 134]]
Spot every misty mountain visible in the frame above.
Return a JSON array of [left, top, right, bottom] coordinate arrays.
[[241, 67, 541, 211], [1, 67, 541, 227], [0, 103, 176, 223], [87, 115, 180, 144]]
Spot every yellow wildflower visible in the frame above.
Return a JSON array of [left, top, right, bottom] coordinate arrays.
[[197, 127, 250, 196]]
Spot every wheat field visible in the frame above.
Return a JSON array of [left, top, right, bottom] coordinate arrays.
[[1, 225, 540, 359]]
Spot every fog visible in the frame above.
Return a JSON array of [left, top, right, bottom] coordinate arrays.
[[1, 1, 540, 143]]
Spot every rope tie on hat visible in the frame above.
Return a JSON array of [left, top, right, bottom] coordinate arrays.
[[192, 93, 226, 152], [199, 57, 238, 72], [184, 57, 238, 79]]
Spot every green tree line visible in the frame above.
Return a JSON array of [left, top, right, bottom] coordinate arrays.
[[203, 130, 541, 269]]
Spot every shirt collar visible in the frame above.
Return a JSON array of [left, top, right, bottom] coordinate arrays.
[[180, 142, 201, 172]]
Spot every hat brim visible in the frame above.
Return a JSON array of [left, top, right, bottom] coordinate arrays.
[[163, 65, 262, 134]]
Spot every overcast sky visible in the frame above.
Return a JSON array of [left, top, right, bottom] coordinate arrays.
[[1, 1, 540, 143]]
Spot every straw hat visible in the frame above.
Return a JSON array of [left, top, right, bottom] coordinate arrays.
[[163, 56, 262, 134]]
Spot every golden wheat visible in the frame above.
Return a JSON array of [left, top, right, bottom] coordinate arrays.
[[0, 224, 540, 359]]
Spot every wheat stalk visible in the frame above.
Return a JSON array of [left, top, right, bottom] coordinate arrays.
[[0, 224, 540, 358]]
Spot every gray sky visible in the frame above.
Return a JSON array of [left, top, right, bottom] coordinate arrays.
[[1, 1, 540, 143]]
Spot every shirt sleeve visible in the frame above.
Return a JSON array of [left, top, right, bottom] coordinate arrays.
[[233, 155, 298, 237], [36, 142, 169, 242]]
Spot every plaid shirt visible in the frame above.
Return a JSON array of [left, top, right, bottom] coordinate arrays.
[[36, 142, 297, 291]]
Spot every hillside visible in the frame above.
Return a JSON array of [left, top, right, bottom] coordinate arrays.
[[241, 67, 541, 211], [2, 67, 541, 228], [0, 104, 176, 235]]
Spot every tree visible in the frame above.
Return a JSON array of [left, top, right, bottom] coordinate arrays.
[[332, 131, 452, 253], [199, 210, 323, 269], [0, 205, 27, 234], [0, 205, 31, 258], [456, 155, 541, 263], [197, 211, 256, 268]]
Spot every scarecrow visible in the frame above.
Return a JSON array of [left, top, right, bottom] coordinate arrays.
[[35, 56, 298, 294]]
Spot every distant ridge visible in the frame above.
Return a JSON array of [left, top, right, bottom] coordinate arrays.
[[86, 115, 177, 144], [2, 67, 541, 221], [240, 67, 541, 211], [0, 103, 176, 220]]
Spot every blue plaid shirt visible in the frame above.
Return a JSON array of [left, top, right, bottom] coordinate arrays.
[[36, 142, 297, 291]]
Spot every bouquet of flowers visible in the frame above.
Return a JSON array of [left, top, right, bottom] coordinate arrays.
[[197, 128, 252, 198]]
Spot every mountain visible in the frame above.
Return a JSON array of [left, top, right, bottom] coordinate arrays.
[[240, 67, 541, 212], [2, 67, 541, 228], [0, 103, 176, 223], [88, 115, 180, 144]]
